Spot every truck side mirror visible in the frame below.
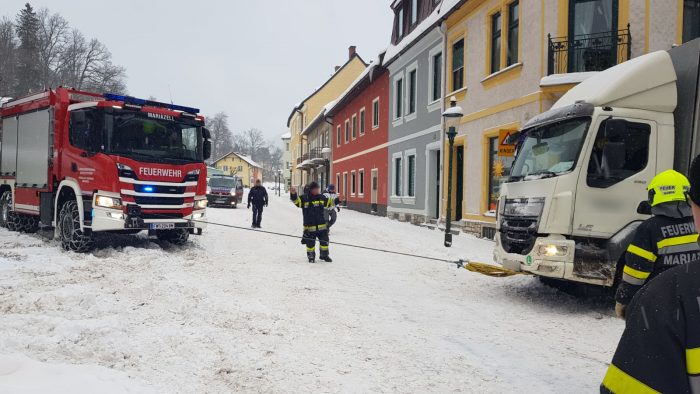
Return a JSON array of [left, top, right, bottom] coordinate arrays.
[[203, 140, 212, 161], [202, 127, 211, 140], [637, 200, 652, 215], [603, 118, 628, 138]]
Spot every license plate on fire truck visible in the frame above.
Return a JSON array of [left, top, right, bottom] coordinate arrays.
[[150, 223, 175, 230]]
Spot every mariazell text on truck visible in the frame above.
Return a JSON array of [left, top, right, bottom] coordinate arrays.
[[0, 88, 212, 252], [494, 38, 700, 288]]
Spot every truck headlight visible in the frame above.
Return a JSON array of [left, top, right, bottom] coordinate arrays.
[[206, 186, 211, 194], [230, 188, 236, 196], [95, 195, 122, 209], [538, 244, 568, 257], [195, 199, 208, 209]]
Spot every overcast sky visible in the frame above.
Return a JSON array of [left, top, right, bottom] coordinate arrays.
[[3, 0, 393, 143]]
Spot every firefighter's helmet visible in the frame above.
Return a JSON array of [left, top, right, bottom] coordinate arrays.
[[647, 169, 690, 206]]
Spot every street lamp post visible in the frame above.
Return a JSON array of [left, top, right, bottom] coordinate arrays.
[[277, 170, 282, 196], [442, 96, 464, 247], [322, 146, 332, 188]]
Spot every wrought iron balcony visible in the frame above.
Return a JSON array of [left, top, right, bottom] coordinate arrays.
[[547, 24, 631, 75]]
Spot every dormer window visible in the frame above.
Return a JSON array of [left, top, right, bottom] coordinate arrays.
[[411, 0, 418, 25], [397, 8, 405, 38]]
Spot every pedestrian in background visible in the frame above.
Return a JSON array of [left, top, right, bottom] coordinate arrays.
[[247, 179, 268, 228], [601, 158, 700, 393], [323, 184, 341, 232], [290, 182, 332, 263]]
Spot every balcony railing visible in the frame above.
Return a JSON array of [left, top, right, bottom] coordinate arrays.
[[547, 24, 631, 75]]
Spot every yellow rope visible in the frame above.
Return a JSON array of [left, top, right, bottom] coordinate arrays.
[[462, 261, 530, 278]]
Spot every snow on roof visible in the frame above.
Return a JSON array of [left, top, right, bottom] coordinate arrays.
[[325, 63, 377, 117], [237, 154, 262, 169], [384, 0, 463, 64], [281, 132, 291, 139], [301, 99, 337, 136], [0, 97, 11, 107], [539, 72, 598, 87]]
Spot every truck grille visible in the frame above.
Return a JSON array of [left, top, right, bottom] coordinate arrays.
[[134, 196, 185, 206], [499, 215, 539, 254]]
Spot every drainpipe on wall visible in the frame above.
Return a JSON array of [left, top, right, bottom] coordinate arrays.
[[438, 20, 448, 227]]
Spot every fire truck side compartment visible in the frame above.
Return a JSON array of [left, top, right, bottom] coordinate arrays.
[[16, 108, 51, 188], [1, 116, 18, 176]]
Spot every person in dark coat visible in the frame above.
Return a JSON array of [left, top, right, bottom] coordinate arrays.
[[247, 179, 268, 228], [290, 182, 332, 263]]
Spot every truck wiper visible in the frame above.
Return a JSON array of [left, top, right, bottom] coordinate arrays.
[[526, 171, 557, 179]]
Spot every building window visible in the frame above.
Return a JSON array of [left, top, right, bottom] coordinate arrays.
[[397, 8, 405, 39], [487, 136, 515, 212], [491, 11, 502, 74], [336, 125, 341, 146], [684, 0, 700, 43], [351, 170, 357, 196], [336, 174, 341, 194], [352, 114, 357, 139], [372, 98, 380, 128], [407, 69, 417, 115], [344, 119, 350, 143], [507, 1, 519, 66], [452, 39, 464, 91], [359, 169, 365, 196], [360, 108, 366, 135], [432, 52, 442, 102], [407, 154, 416, 197], [223, 165, 229, 172], [285, 142, 290, 151], [394, 156, 403, 196], [411, 0, 418, 24], [394, 78, 403, 119]]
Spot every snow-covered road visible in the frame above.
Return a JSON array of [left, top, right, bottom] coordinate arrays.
[[0, 191, 624, 393]]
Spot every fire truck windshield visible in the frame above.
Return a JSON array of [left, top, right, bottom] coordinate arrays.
[[106, 111, 203, 163]]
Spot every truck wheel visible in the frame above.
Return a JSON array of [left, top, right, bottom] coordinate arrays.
[[156, 228, 189, 245], [6, 211, 20, 232], [58, 200, 94, 252], [0, 191, 11, 228]]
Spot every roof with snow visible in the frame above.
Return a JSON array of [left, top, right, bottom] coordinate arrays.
[[383, 0, 465, 66], [539, 72, 597, 87], [326, 52, 388, 118], [212, 151, 262, 168], [280, 132, 291, 139], [301, 100, 338, 136], [286, 53, 368, 127]]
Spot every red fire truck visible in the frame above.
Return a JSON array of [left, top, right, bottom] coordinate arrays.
[[0, 88, 212, 252]]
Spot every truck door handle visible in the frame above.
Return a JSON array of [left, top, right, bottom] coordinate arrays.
[[71, 163, 77, 172]]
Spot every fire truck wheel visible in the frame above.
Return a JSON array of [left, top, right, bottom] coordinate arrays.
[[156, 228, 189, 245], [0, 191, 11, 228], [6, 212, 20, 232], [58, 200, 95, 253], [19, 215, 39, 233]]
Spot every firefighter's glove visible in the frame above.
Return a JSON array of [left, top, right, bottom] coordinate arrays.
[[615, 302, 626, 319], [337, 207, 341, 212], [301, 231, 310, 245], [247, 203, 250, 209]]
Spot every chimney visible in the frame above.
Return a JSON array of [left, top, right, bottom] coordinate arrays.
[[348, 45, 357, 59], [335, 66, 341, 72]]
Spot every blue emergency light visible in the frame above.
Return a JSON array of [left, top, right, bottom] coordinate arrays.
[[142, 186, 155, 193], [104, 93, 200, 115]]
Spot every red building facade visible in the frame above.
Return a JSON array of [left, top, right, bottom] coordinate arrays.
[[328, 65, 389, 215]]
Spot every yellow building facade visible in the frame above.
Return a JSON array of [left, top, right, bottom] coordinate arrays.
[[213, 152, 262, 188], [287, 47, 367, 189], [442, 0, 691, 237]]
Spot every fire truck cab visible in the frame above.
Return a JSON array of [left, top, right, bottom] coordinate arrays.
[[0, 88, 212, 252]]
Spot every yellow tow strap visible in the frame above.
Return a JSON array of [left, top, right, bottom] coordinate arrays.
[[459, 260, 531, 278]]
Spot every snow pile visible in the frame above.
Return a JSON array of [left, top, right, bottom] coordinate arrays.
[[0, 354, 154, 394]]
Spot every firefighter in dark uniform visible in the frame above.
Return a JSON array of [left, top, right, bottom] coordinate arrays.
[[601, 159, 700, 393], [614, 169, 699, 319], [290, 182, 333, 263]]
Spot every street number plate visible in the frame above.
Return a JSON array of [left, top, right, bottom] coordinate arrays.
[[150, 223, 175, 230]]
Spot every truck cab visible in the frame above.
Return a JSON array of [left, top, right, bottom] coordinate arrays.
[[494, 40, 700, 287], [207, 175, 244, 208]]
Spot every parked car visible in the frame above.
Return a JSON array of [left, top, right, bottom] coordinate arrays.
[[207, 175, 244, 208]]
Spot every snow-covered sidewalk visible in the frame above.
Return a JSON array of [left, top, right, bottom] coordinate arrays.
[[0, 191, 624, 393]]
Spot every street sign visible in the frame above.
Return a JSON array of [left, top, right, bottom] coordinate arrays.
[[498, 129, 516, 157]]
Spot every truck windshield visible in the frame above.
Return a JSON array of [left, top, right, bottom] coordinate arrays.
[[106, 112, 202, 162], [510, 117, 591, 180], [209, 177, 238, 188]]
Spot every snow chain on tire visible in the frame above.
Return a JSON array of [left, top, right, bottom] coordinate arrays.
[[0, 191, 11, 228], [156, 228, 189, 245], [58, 200, 94, 253]]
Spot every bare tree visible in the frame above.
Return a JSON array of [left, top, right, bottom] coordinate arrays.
[[205, 112, 234, 163], [0, 17, 17, 97], [242, 128, 266, 160], [37, 8, 68, 89]]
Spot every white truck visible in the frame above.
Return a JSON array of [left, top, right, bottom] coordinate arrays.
[[494, 38, 700, 287]]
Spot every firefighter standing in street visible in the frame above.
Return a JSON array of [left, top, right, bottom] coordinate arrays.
[[601, 162, 700, 393], [323, 184, 341, 232], [290, 182, 333, 263], [613, 169, 699, 318], [247, 179, 268, 228]]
